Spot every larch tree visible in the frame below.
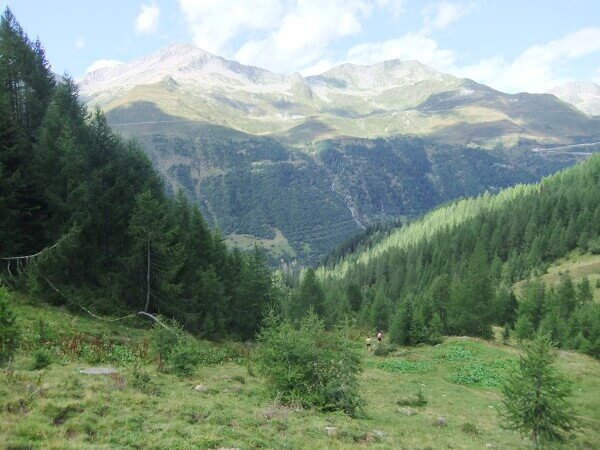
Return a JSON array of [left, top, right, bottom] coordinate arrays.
[[498, 332, 579, 449]]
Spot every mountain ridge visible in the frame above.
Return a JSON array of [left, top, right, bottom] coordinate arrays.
[[77, 43, 600, 263], [547, 81, 600, 116]]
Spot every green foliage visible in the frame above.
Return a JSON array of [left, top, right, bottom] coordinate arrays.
[[375, 360, 434, 374], [0, 287, 19, 364], [448, 361, 515, 387], [31, 348, 52, 370], [514, 315, 535, 342], [131, 365, 162, 396], [498, 333, 579, 449], [373, 342, 396, 356], [397, 387, 428, 407], [460, 422, 481, 435], [0, 11, 275, 341], [502, 324, 510, 345], [319, 153, 600, 352], [254, 312, 364, 415], [151, 320, 199, 376], [438, 344, 474, 362]]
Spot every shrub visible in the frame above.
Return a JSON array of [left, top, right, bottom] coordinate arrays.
[[0, 287, 20, 365], [448, 361, 515, 387], [254, 311, 364, 415], [150, 319, 200, 376], [376, 359, 433, 374], [32, 348, 53, 370], [588, 237, 600, 255], [397, 387, 428, 407], [373, 342, 396, 356], [460, 422, 481, 435], [131, 365, 162, 396], [35, 319, 55, 344]]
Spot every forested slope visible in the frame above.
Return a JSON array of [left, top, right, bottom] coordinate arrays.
[[0, 9, 273, 340], [316, 153, 600, 355]]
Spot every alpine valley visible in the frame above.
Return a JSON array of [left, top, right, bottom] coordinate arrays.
[[79, 43, 600, 263]]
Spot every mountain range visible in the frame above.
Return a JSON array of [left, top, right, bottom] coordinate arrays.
[[546, 81, 600, 116], [79, 43, 600, 263]]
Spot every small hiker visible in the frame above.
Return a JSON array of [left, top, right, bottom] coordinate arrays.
[[377, 331, 383, 342], [366, 336, 372, 351]]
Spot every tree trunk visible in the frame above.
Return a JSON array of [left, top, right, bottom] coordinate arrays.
[[144, 235, 150, 312]]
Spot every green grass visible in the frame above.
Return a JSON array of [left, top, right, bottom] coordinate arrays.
[[2, 294, 600, 449], [514, 251, 600, 302], [226, 227, 297, 259]]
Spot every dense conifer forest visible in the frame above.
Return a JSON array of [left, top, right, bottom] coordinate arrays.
[[0, 9, 273, 340], [313, 154, 600, 355], [1, 7, 599, 358]]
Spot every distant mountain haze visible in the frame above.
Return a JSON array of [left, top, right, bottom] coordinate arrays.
[[547, 81, 600, 116], [78, 43, 600, 264]]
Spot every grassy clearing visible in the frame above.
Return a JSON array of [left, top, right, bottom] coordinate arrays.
[[226, 227, 297, 260], [2, 295, 600, 449], [514, 252, 600, 301]]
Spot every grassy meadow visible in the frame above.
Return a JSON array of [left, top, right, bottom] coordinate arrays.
[[1, 293, 600, 449]]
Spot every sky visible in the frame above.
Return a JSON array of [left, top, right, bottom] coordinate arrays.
[[4, 0, 600, 93]]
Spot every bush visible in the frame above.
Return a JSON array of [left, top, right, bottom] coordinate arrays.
[[460, 422, 481, 435], [588, 237, 600, 255], [373, 342, 396, 356], [0, 287, 20, 365], [397, 387, 428, 407], [254, 311, 364, 415], [376, 359, 433, 374], [131, 365, 162, 396], [32, 348, 52, 370], [150, 319, 200, 376]]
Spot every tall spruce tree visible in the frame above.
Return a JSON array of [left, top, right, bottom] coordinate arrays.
[[128, 190, 183, 312]]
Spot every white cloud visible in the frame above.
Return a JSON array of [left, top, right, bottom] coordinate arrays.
[[421, 2, 472, 34], [454, 27, 600, 92], [347, 33, 456, 69], [336, 2, 470, 73], [234, 0, 373, 73], [178, 0, 285, 55], [375, 0, 405, 20], [135, 3, 160, 35], [86, 59, 123, 74], [178, 0, 404, 73], [75, 37, 85, 50], [299, 59, 338, 76]]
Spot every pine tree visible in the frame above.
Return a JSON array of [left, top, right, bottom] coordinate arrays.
[[294, 268, 325, 318], [346, 282, 363, 312], [370, 290, 391, 332], [498, 333, 579, 449], [389, 297, 411, 345], [576, 277, 593, 304], [0, 287, 19, 364], [502, 323, 510, 345], [128, 190, 183, 312], [514, 315, 534, 342]]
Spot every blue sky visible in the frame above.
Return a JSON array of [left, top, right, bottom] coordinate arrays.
[[5, 0, 600, 92]]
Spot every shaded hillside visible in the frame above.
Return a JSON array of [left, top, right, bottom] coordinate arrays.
[[106, 103, 590, 263]]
